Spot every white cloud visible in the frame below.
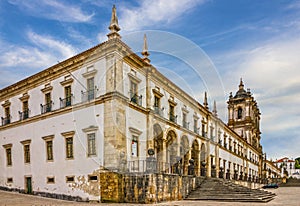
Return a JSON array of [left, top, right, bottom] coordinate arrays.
[[8, 0, 94, 23], [0, 31, 77, 88], [118, 0, 207, 31]]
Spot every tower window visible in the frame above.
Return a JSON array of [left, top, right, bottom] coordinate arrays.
[[237, 107, 243, 119]]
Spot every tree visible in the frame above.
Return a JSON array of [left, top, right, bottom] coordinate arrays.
[[295, 157, 300, 169]]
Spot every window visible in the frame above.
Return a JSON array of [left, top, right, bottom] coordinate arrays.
[[41, 92, 52, 113], [6, 148, 12, 166], [237, 107, 243, 119], [66, 137, 73, 159], [3, 144, 12, 166], [87, 77, 95, 101], [194, 118, 198, 133], [24, 145, 30, 163], [130, 81, 139, 104], [46, 140, 53, 161], [2, 104, 11, 125], [23, 101, 29, 119], [7, 178, 13, 183], [42, 135, 54, 161], [61, 131, 75, 160], [88, 175, 98, 182], [169, 104, 176, 123], [87, 133, 96, 156], [47, 177, 55, 184], [131, 135, 138, 157], [61, 85, 72, 107], [20, 140, 31, 164], [66, 176, 75, 183]]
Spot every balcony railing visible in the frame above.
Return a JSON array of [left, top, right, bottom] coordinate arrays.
[[1, 116, 11, 126], [19, 109, 29, 120], [60, 96, 73, 108], [81, 89, 95, 102], [183, 121, 189, 129], [41, 101, 53, 114], [153, 106, 163, 116], [130, 93, 142, 106], [169, 113, 177, 123]]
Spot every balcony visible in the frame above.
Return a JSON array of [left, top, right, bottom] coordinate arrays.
[[1, 116, 11, 126], [60, 96, 73, 108], [153, 106, 163, 116], [19, 109, 29, 120], [130, 93, 142, 106], [41, 102, 53, 114], [169, 113, 177, 123], [81, 89, 95, 102], [183, 121, 189, 129]]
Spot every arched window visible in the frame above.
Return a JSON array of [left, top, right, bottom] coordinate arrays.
[[237, 107, 243, 119]]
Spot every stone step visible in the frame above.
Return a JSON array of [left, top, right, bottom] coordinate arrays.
[[185, 177, 276, 203]]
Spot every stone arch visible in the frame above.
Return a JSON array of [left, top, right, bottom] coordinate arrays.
[[180, 135, 190, 175], [191, 139, 200, 176], [200, 143, 207, 176], [153, 123, 163, 164], [166, 130, 178, 173]]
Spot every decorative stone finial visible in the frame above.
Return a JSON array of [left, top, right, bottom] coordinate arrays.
[[239, 77, 244, 90], [141, 34, 150, 64], [204, 91, 209, 110], [107, 5, 121, 40], [212, 100, 217, 116]]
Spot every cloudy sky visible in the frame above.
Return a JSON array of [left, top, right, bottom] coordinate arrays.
[[0, 0, 299, 160]]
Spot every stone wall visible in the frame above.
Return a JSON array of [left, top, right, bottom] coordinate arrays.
[[100, 170, 205, 203]]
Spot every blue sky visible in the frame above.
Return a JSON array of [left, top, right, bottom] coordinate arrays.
[[0, 0, 299, 160]]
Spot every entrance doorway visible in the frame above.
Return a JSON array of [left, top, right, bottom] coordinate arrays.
[[25, 176, 32, 194]]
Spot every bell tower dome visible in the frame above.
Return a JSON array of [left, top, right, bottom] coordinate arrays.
[[227, 79, 261, 149]]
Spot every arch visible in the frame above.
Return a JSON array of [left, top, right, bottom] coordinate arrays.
[[163, 129, 178, 173], [237, 107, 243, 119], [153, 123, 163, 164], [180, 135, 190, 175], [200, 143, 207, 176], [191, 139, 200, 176]]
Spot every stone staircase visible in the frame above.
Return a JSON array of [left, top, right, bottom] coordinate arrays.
[[185, 178, 276, 202]]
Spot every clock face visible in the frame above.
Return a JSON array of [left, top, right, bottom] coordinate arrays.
[[148, 148, 155, 156]]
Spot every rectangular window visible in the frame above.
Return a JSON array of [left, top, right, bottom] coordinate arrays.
[[23, 101, 29, 119], [46, 140, 53, 161], [88, 175, 98, 182], [5, 107, 10, 117], [66, 137, 73, 159], [24, 145, 30, 163], [154, 96, 160, 108], [65, 86, 72, 107], [87, 133, 96, 156], [130, 81, 138, 104], [66, 176, 75, 183], [7, 178, 13, 183], [45, 93, 52, 112], [47, 177, 55, 184], [131, 135, 138, 157], [87, 77, 95, 100], [194, 119, 198, 133], [6, 148, 12, 166]]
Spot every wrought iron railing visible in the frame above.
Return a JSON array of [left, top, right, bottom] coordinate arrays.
[[81, 89, 95, 102], [183, 121, 189, 129], [41, 101, 53, 114], [1, 116, 11, 126], [169, 113, 177, 123], [19, 109, 29, 120], [153, 106, 163, 116], [130, 93, 142, 106], [60, 96, 73, 108]]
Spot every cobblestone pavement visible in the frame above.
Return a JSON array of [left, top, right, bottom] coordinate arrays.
[[0, 187, 299, 206]]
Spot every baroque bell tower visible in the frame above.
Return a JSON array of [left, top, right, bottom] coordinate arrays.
[[227, 79, 261, 149]]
